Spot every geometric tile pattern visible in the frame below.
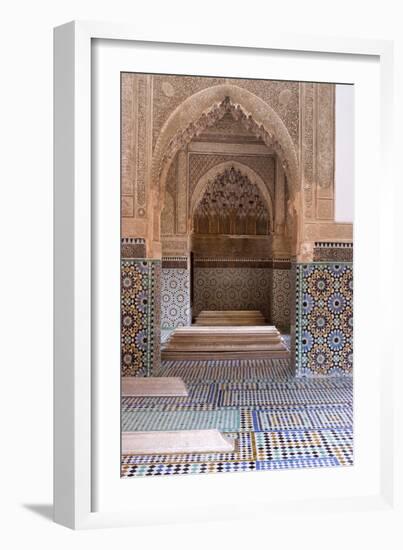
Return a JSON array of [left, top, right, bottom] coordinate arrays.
[[121, 357, 353, 477], [121, 259, 161, 377], [254, 429, 352, 464], [253, 405, 352, 431], [120, 379, 352, 411], [271, 268, 292, 331], [193, 266, 271, 320], [161, 268, 191, 328], [122, 409, 240, 432], [295, 262, 353, 376], [153, 358, 291, 382]]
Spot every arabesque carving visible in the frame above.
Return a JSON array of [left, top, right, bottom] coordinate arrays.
[[158, 96, 297, 195], [152, 85, 299, 217]]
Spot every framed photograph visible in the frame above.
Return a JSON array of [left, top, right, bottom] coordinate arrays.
[[54, 21, 398, 530]]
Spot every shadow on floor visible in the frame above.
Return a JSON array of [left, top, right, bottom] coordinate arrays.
[[23, 504, 53, 522]]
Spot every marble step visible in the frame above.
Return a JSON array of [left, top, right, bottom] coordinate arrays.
[[170, 326, 281, 341], [162, 324, 289, 360], [122, 429, 235, 455], [121, 377, 188, 397], [166, 338, 283, 347]]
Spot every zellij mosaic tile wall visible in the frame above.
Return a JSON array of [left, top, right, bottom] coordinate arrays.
[[270, 267, 291, 332], [295, 262, 353, 376], [161, 267, 191, 329], [193, 264, 271, 320], [121, 259, 161, 377]]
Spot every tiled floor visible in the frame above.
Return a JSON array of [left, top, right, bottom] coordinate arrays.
[[121, 357, 353, 477]]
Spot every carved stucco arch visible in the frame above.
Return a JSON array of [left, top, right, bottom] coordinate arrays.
[[190, 161, 274, 232], [152, 84, 299, 228]]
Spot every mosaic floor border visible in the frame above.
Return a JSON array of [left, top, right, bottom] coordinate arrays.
[[122, 409, 240, 432], [121, 357, 353, 478], [121, 456, 349, 477]]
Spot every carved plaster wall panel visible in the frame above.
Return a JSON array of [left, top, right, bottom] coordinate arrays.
[[135, 75, 153, 217], [274, 161, 286, 233], [121, 237, 146, 259], [196, 112, 264, 143], [121, 195, 134, 218], [151, 75, 300, 151], [230, 78, 300, 148], [152, 93, 299, 207], [316, 84, 335, 196], [160, 191, 175, 235], [304, 223, 353, 242], [300, 83, 315, 220], [316, 198, 334, 220], [161, 156, 177, 235], [121, 74, 137, 212], [300, 82, 335, 226], [165, 152, 177, 195], [313, 242, 353, 262], [152, 75, 224, 148], [161, 237, 189, 257], [121, 73, 154, 223], [176, 150, 188, 234]]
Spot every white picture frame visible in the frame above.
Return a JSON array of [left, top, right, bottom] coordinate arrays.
[[54, 21, 400, 531]]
